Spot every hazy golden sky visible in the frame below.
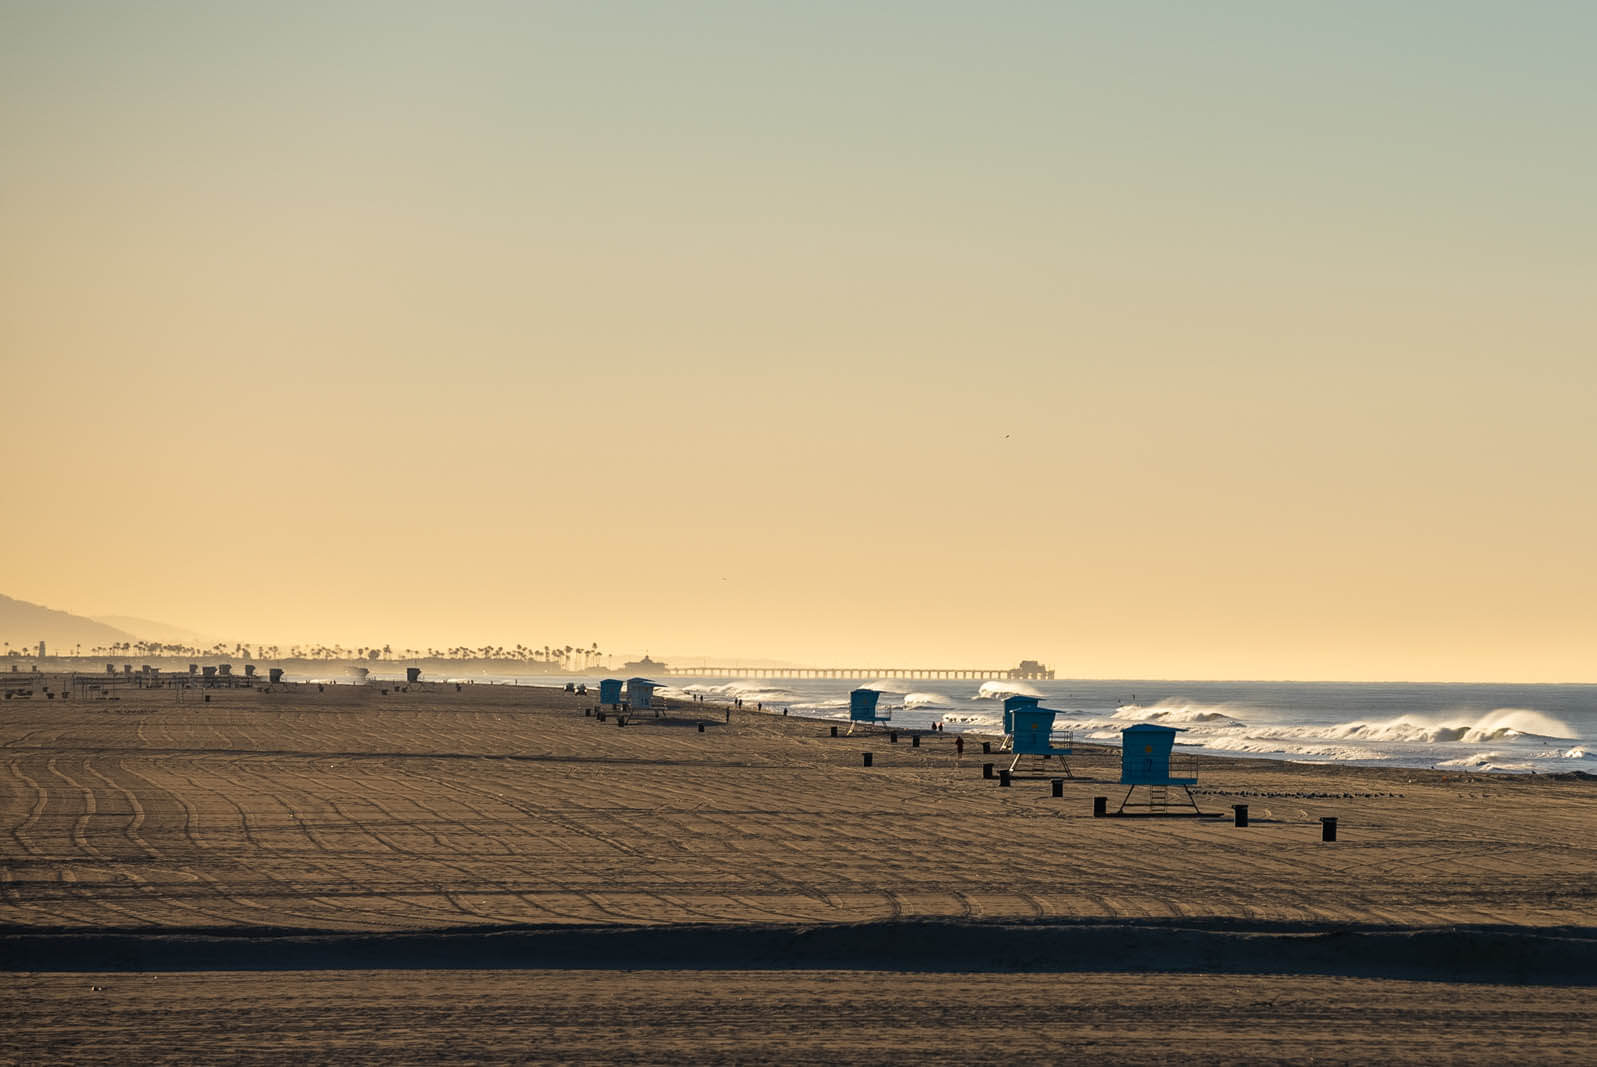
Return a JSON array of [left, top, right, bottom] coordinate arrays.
[[3, 3, 1593, 680]]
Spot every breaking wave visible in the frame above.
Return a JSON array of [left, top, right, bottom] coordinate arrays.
[[973, 681, 1044, 701], [1111, 700, 1248, 725]]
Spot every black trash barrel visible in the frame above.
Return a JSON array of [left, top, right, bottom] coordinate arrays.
[[1052, 778, 1064, 798], [830, 725, 838, 737], [698, 723, 705, 732], [911, 734, 920, 748], [1321, 816, 1337, 842], [998, 768, 1011, 787], [1233, 804, 1249, 827], [982, 763, 994, 780], [890, 732, 898, 744], [982, 741, 991, 754], [1093, 796, 1107, 817], [862, 752, 873, 768]]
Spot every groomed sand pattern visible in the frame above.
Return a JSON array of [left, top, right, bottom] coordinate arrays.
[[4, 682, 1596, 932]]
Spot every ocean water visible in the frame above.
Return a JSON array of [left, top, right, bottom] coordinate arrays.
[[346, 668, 1596, 775], [663, 676, 1597, 775]]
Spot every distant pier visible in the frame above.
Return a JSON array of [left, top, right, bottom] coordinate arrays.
[[664, 665, 1055, 681]]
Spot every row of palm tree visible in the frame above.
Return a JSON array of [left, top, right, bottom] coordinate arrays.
[[6, 640, 606, 671]]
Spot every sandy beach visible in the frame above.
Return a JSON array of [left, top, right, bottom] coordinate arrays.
[[4, 677, 1597, 1062]]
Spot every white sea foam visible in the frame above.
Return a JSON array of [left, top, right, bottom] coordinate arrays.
[[1110, 700, 1248, 725], [902, 691, 956, 710], [1263, 708, 1577, 746], [973, 680, 1044, 700], [678, 681, 797, 702]]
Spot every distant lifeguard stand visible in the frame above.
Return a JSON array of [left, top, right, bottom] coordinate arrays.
[[627, 677, 660, 715], [846, 688, 890, 735], [598, 678, 623, 707], [1115, 723, 1203, 815], [1000, 694, 1041, 751], [1008, 706, 1073, 775]]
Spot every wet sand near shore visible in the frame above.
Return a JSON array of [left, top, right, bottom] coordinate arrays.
[[4, 677, 1597, 1061]]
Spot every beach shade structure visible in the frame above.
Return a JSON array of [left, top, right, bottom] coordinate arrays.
[[1114, 723, 1204, 815], [598, 679, 624, 707], [1007, 707, 1073, 776], [267, 668, 283, 684], [846, 688, 891, 735], [406, 667, 422, 684], [1000, 694, 1042, 751], [627, 677, 661, 716]]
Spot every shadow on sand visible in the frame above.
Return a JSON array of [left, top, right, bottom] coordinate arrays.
[[5, 918, 1595, 985]]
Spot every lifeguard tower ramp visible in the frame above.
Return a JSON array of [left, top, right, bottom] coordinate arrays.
[[1007, 706, 1073, 775], [598, 678, 624, 707], [1000, 694, 1041, 752], [846, 688, 890, 735], [1114, 723, 1205, 815]]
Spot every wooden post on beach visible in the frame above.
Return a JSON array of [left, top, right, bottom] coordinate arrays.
[[1233, 804, 1249, 827], [983, 763, 994, 779], [830, 725, 838, 737], [999, 768, 1011, 787], [911, 734, 919, 747], [862, 752, 873, 767], [1052, 778, 1063, 797], [890, 731, 898, 743], [1093, 796, 1107, 817], [1321, 816, 1337, 841], [982, 741, 991, 754], [698, 722, 705, 732]]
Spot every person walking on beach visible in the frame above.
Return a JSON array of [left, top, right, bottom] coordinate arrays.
[[954, 735, 964, 760]]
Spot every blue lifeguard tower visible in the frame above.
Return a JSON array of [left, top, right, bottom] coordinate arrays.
[[1115, 723, 1204, 815], [1007, 706, 1073, 775], [1000, 694, 1042, 751], [598, 678, 623, 707], [846, 688, 890, 734], [627, 677, 660, 715]]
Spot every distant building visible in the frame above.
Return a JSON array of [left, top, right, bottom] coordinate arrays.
[[1009, 660, 1054, 680], [37, 641, 45, 659], [620, 654, 667, 674]]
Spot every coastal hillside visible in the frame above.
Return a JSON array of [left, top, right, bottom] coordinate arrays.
[[0, 593, 137, 655]]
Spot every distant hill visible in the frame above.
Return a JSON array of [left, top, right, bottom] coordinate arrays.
[[94, 615, 213, 647], [0, 594, 139, 655]]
